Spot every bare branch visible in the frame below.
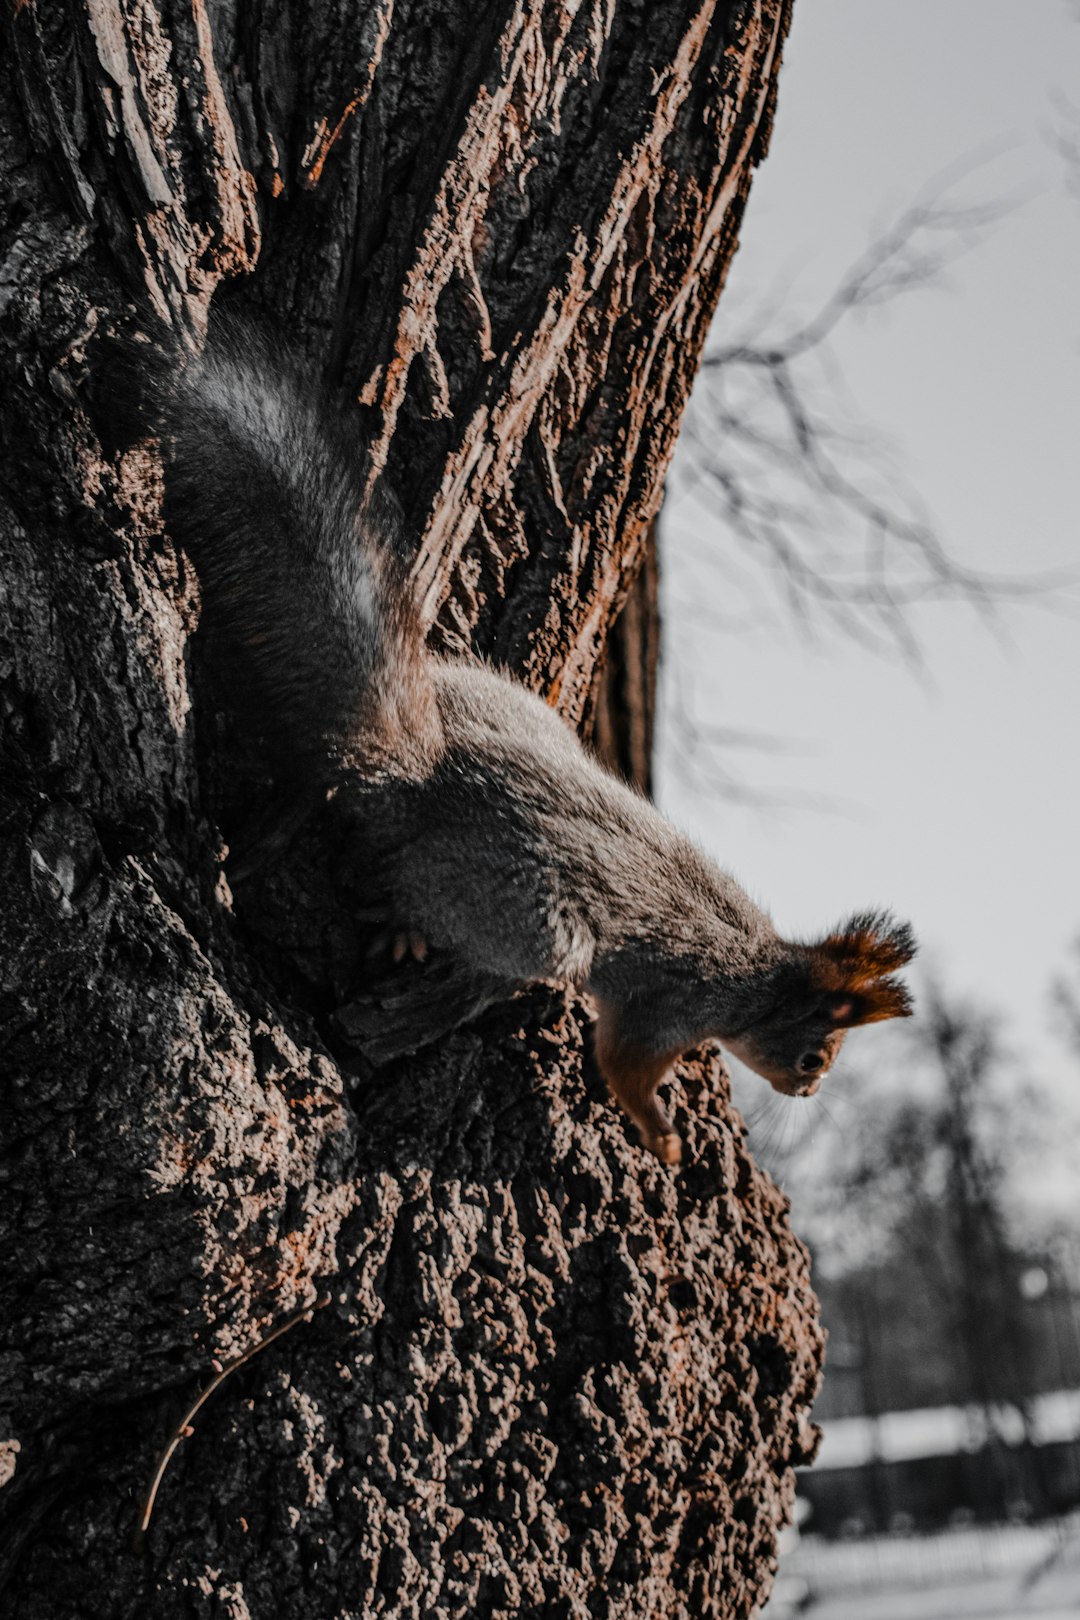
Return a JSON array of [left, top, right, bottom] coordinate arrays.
[[672, 154, 1067, 671]]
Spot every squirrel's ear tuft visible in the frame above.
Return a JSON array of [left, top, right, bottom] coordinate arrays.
[[828, 980, 914, 1027], [800, 911, 916, 1024], [811, 911, 917, 982]]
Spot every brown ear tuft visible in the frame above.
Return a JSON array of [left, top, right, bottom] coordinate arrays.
[[800, 912, 916, 1022], [830, 980, 914, 1027], [810, 911, 916, 986]]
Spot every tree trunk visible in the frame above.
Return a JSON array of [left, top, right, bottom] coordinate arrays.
[[590, 519, 661, 795], [0, 1, 822, 1615]]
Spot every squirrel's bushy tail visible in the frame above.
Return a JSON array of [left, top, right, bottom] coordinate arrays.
[[136, 322, 440, 781]]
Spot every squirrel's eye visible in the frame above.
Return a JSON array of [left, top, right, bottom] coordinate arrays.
[[798, 1052, 824, 1075]]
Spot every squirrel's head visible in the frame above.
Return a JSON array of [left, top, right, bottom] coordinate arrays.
[[724, 912, 916, 1097]]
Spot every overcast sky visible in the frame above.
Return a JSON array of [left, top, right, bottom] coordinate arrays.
[[657, 1, 1080, 1105]]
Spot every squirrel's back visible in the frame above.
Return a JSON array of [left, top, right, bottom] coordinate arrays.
[[148, 325, 441, 781]]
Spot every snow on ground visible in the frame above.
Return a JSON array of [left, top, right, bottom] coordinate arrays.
[[764, 1515, 1080, 1620]]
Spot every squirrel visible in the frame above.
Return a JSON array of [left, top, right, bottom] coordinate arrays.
[[131, 323, 916, 1165]]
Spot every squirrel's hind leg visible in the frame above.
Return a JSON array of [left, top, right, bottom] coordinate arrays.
[[593, 1000, 682, 1165]]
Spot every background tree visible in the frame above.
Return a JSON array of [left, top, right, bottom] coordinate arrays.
[[0, 2, 824, 1617], [658, 160, 1055, 807], [756, 980, 1075, 1525], [1052, 938, 1080, 1054]]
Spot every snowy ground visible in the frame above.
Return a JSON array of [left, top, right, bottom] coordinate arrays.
[[765, 1515, 1080, 1620]]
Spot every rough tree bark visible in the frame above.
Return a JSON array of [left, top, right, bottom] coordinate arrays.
[[0, 1, 822, 1616], [591, 519, 660, 795]]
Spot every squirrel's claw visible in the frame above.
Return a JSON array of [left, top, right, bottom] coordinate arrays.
[[645, 1131, 682, 1166], [368, 928, 429, 966], [391, 931, 428, 964]]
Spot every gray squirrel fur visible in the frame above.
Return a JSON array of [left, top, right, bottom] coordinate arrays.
[[144, 325, 916, 1164]]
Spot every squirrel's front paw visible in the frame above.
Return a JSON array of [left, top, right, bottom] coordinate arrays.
[[644, 1131, 682, 1166]]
